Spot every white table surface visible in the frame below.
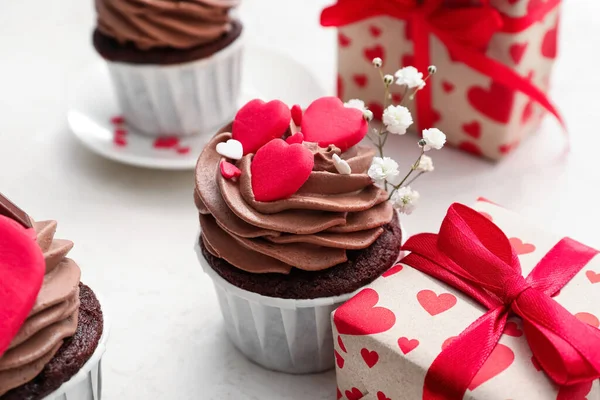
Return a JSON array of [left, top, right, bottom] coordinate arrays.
[[1, 1, 599, 399]]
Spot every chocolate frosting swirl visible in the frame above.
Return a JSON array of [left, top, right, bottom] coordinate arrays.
[[0, 221, 81, 395], [95, 0, 240, 50], [195, 124, 394, 274]]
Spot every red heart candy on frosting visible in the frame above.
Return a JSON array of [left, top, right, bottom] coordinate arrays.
[[233, 99, 291, 155], [301, 97, 368, 152], [0, 216, 45, 357], [251, 139, 314, 202]]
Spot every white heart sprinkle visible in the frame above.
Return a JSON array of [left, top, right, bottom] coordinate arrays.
[[216, 139, 243, 160], [332, 153, 352, 175]]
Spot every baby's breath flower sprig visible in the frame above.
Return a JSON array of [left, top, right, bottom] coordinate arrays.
[[349, 58, 447, 214]]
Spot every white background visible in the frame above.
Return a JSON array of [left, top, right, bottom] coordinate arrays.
[[1, 1, 599, 399]]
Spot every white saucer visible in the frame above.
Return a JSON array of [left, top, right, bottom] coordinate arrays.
[[67, 45, 326, 170]]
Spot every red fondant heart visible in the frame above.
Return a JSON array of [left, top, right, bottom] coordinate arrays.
[[337, 335, 347, 353], [338, 32, 351, 47], [286, 132, 304, 145], [459, 141, 483, 157], [153, 136, 179, 149], [522, 101, 535, 124], [220, 160, 241, 179], [233, 99, 291, 155], [337, 388, 343, 400], [468, 344, 515, 390], [382, 264, 403, 278], [353, 74, 368, 88], [0, 216, 46, 357], [575, 312, 599, 328], [377, 392, 391, 400], [417, 290, 457, 316], [334, 288, 396, 335], [542, 24, 558, 59], [291, 104, 303, 126], [503, 321, 523, 337], [442, 80, 455, 93], [468, 82, 515, 123], [462, 121, 481, 139], [346, 388, 364, 400], [335, 349, 345, 369], [557, 380, 593, 400], [369, 25, 382, 37], [302, 97, 368, 152], [509, 237, 536, 255], [509, 43, 528, 65], [586, 271, 600, 284], [368, 102, 384, 121], [360, 348, 379, 368], [364, 45, 385, 64], [250, 139, 313, 202], [398, 337, 420, 354]]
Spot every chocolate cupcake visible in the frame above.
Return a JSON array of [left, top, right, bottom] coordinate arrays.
[[0, 194, 107, 400], [93, 0, 243, 137], [194, 97, 403, 373]]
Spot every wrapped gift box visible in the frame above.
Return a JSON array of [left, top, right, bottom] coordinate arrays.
[[321, 0, 562, 160], [332, 199, 600, 399]]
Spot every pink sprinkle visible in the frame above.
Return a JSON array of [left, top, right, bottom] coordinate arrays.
[[114, 136, 127, 147], [114, 128, 127, 137], [153, 136, 180, 149], [111, 116, 125, 125], [176, 146, 191, 155]]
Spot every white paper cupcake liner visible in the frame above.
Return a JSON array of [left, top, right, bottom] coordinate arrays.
[[194, 220, 406, 374], [105, 34, 244, 138], [44, 293, 110, 400]]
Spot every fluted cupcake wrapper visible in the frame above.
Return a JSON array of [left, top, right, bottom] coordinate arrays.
[[105, 36, 244, 138], [44, 295, 110, 400]]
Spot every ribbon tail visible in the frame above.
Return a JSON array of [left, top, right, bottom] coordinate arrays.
[[423, 307, 508, 400]]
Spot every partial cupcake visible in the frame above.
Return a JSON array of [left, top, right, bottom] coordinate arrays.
[[93, 0, 243, 137], [0, 194, 106, 400], [194, 97, 402, 373]]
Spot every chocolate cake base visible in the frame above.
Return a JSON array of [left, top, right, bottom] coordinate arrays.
[[93, 19, 243, 65], [201, 213, 403, 299], [1, 284, 104, 400]]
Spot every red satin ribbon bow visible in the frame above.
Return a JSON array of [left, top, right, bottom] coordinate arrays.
[[402, 203, 600, 399], [321, 0, 564, 130]]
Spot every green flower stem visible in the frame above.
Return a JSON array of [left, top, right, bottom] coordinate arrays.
[[387, 149, 425, 200]]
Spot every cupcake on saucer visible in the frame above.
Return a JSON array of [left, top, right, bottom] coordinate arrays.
[[93, 0, 243, 138], [0, 194, 107, 400]]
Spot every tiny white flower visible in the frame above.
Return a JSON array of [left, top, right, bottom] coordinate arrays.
[[395, 66, 426, 89], [368, 157, 400, 184], [344, 99, 367, 112], [382, 105, 413, 135], [372, 57, 383, 68], [363, 109, 374, 122], [383, 74, 394, 86], [427, 65, 437, 75], [391, 186, 420, 215], [332, 154, 352, 175], [416, 155, 434, 172], [421, 128, 447, 151]]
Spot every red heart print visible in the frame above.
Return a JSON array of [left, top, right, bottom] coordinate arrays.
[[368, 102, 384, 121], [458, 142, 483, 156], [377, 392, 391, 400], [442, 80, 455, 93], [522, 101, 535, 124], [468, 82, 515, 123], [442, 336, 456, 350], [369, 25, 382, 37], [250, 139, 314, 202], [531, 355, 542, 371], [334, 288, 396, 335], [431, 109, 442, 125], [383, 264, 403, 278], [353, 74, 368, 88], [391, 93, 403, 103], [499, 140, 520, 155], [509, 43, 528, 65], [503, 321, 523, 337], [360, 348, 379, 368], [335, 350, 345, 369], [398, 337, 420, 354], [509, 237, 536, 255], [346, 387, 364, 400], [364, 45, 385, 64], [462, 121, 481, 139], [338, 32, 351, 47], [176, 146, 191, 155], [233, 99, 291, 155], [302, 97, 368, 152], [557, 380, 593, 400], [585, 271, 600, 284], [542, 24, 558, 59], [338, 74, 344, 99], [0, 216, 46, 357], [220, 160, 241, 179], [479, 211, 493, 221], [153, 136, 179, 149], [286, 132, 304, 145], [290, 104, 303, 126], [575, 312, 599, 328], [338, 335, 347, 353], [401, 54, 414, 68], [417, 290, 457, 316], [114, 136, 127, 147], [468, 344, 515, 390], [337, 388, 343, 400]]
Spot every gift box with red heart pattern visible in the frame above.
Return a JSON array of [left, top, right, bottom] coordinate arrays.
[[332, 198, 600, 400], [321, 0, 561, 160]]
